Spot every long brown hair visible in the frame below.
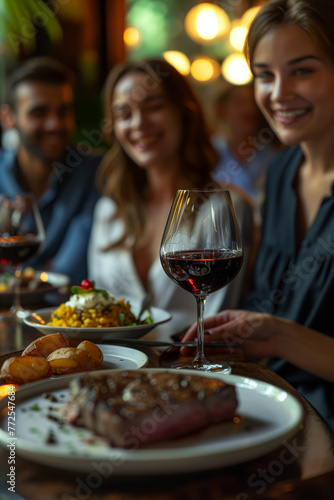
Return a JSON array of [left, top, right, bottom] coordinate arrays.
[[98, 58, 219, 249], [245, 0, 334, 68]]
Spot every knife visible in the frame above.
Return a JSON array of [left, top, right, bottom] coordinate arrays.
[[102, 339, 240, 348]]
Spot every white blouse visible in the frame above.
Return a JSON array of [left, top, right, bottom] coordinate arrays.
[[88, 191, 255, 341]]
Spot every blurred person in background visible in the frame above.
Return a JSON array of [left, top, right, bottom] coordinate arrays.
[[0, 57, 101, 284], [88, 58, 257, 341], [210, 80, 279, 213]]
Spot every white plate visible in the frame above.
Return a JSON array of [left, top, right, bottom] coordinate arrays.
[[96, 344, 148, 370], [23, 306, 172, 342], [0, 345, 148, 384], [0, 369, 304, 474]]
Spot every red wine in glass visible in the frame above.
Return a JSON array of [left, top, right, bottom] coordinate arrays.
[[0, 194, 45, 320], [162, 250, 243, 297], [0, 236, 41, 267], [160, 189, 243, 372]]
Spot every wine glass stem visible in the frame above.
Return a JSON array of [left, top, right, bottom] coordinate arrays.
[[10, 268, 23, 315], [194, 296, 207, 364]]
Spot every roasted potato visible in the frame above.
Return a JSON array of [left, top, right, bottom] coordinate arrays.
[[22, 332, 69, 358], [47, 347, 97, 375], [0, 336, 103, 385], [77, 341, 103, 369], [1, 356, 52, 385]]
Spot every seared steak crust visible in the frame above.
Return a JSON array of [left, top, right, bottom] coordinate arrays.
[[63, 370, 238, 448]]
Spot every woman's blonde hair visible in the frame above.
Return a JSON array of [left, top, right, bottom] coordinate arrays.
[[98, 58, 219, 250]]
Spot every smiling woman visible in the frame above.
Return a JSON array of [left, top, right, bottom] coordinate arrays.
[[111, 72, 183, 171], [182, 0, 334, 431], [251, 24, 334, 149], [87, 58, 256, 341]]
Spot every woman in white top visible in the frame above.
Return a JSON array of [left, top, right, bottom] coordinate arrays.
[[88, 59, 256, 340]]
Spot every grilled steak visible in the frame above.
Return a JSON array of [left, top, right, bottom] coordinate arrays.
[[63, 370, 238, 448]]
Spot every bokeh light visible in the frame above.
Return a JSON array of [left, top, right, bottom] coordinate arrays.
[[126, 0, 169, 55], [221, 53, 253, 85], [197, 10, 219, 40], [163, 51, 190, 75], [229, 22, 248, 52], [185, 3, 230, 44], [124, 26, 140, 47], [0, 385, 18, 399], [191, 57, 220, 82], [40, 272, 49, 282]]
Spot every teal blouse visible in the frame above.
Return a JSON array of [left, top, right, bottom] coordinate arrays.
[[242, 146, 334, 429]]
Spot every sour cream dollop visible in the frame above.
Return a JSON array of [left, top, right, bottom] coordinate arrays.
[[65, 292, 115, 310]]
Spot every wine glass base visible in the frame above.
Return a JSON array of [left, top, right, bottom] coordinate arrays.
[[172, 361, 232, 373]]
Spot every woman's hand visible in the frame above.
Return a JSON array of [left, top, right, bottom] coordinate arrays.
[[180, 309, 280, 359], [181, 311, 334, 383]]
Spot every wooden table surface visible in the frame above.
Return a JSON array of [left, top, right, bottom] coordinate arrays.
[[0, 302, 334, 500]]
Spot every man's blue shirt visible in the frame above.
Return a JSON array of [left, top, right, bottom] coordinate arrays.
[[0, 148, 101, 284]]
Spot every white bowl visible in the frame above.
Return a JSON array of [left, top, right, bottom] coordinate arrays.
[[24, 306, 172, 344]]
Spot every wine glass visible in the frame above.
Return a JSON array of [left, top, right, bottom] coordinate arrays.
[[160, 189, 243, 372], [0, 193, 45, 320]]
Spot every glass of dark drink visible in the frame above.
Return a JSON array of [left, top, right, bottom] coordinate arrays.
[[160, 189, 243, 372], [0, 193, 45, 319]]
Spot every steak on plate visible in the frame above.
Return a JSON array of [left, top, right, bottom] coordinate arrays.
[[62, 370, 238, 448]]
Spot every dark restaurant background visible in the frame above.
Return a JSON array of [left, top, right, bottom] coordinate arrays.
[[0, 0, 262, 146]]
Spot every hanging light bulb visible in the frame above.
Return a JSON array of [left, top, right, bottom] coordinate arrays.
[[190, 56, 220, 82], [221, 53, 253, 85], [196, 9, 219, 40], [185, 3, 230, 44], [123, 26, 140, 47]]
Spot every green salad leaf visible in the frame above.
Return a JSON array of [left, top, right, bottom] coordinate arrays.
[[70, 285, 109, 300]]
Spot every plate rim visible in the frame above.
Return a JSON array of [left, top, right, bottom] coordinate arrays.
[[0, 369, 304, 474]]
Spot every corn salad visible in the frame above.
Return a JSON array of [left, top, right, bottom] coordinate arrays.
[[47, 299, 137, 328]]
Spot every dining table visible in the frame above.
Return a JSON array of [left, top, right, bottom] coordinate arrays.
[[0, 292, 334, 500]]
